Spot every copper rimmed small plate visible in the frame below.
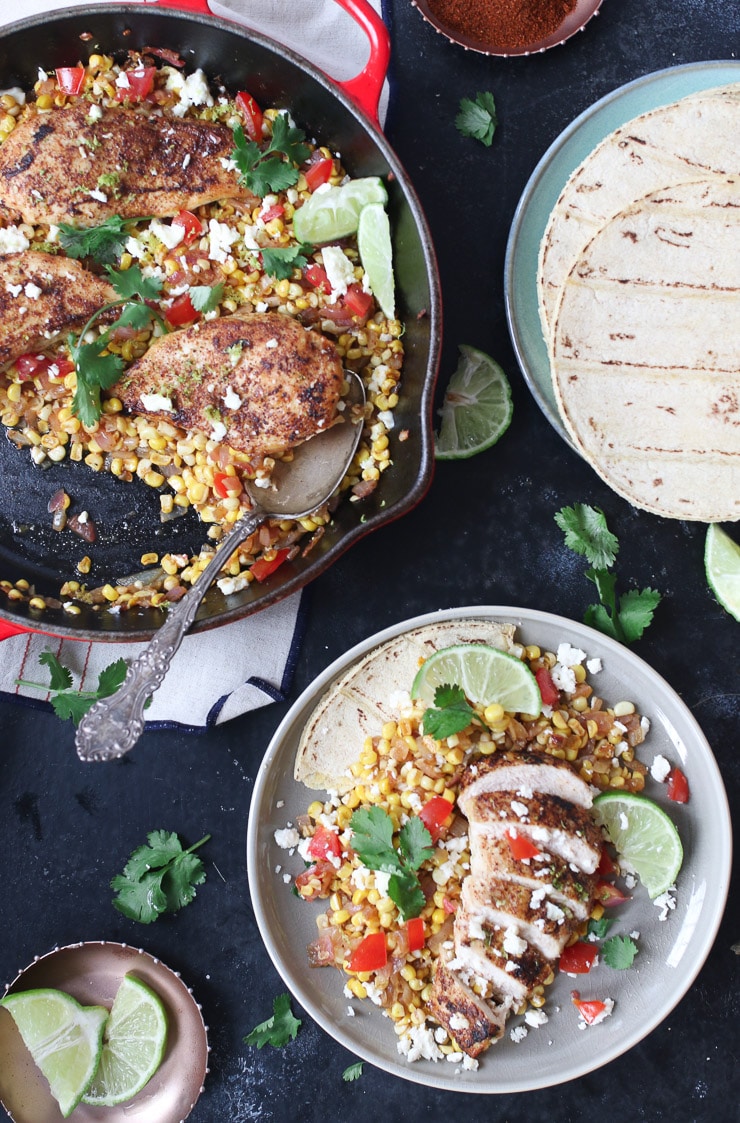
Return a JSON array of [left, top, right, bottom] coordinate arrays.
[[0, 942, 209, 1123], [411, 0, 602, 57]]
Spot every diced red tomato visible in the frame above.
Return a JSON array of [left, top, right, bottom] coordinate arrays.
[[14, 353, 74, 381], [115, 66, 156, 101], [260, 204, 285, 223], [250, 547, 291, 583], [306, 826, 342, 863], [347, 932, 387, 973], [343, 283, 374, 319], [304, 263, 331, 295], [418, 796, 454, 842], [666, 767, 689, 804], [165, 292, 199, 327], [559, 942, 598, 975], [55, 66, 85, 96], [597, 848, 618, 877], [236, 90, 263, 142], [406, 917, 425, 952], [294, 862, 335, 901], [212, 471, 242, 499], [571, 991, 608, 1024], [595, 880, 630, 907], [172, 210, 204, 245], [535, 666, 560, 708], [505, 828, 541, 862], [304, 155, 334, 192]]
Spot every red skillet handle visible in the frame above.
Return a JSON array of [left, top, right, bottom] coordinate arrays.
[[144, 0, 390, 126], [0, 619, 27, 640]]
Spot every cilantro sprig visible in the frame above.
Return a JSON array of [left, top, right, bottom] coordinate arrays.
[[350, 806, 434, 920], [16, 650, 129, 725], [555, 503, 662, 643], [58, 214, 146, 266], [260, 244, 310, 281], [343, 1062, 364, 1082], [602, 934, 638, 970], [232, 112, 311, 197], [455, 91, 497, 147], [111, 830, 210, 924], [422, 683, 477, 740], [244, 993, 301, 1048]]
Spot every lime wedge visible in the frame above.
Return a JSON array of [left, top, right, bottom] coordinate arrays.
[[82, 975, 168, 1107], [293, 176, 387, 244], [435, 345, 513, 460], [411, 643, 542, 716], [593, 791, 683, 899], [357, 201, 395, 318], [0, 988, 107, 1117], [705, 523, 740, 621]]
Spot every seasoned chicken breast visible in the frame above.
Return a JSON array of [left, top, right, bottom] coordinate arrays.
[[0, 105, 255, 226], [453, 909, 554, 1003], [427, 950, 510, 1059], [458, 749, 594, 811], [0, 250, 117, 368], [468, 835, 597, 921], [116, 311, 344, 458], [460, 876, 579, 960]]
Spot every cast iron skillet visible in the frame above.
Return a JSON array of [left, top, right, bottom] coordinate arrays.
[[0, 0, 440, 641]]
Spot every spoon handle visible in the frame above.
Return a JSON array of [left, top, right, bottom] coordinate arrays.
[[75, 510, 264, 762]]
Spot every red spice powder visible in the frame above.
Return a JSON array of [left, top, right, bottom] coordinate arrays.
[[426, 0, 578, 52]]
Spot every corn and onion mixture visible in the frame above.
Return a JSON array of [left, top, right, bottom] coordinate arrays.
[[286, 642, 648, 1064], [0, 55, 403, 618]]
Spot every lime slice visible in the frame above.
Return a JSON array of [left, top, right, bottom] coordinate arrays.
[[593, 791, 683, 899], [0, 988, 107, 1117], [82, 975, 168, 1107], [293, 176, 387, 244], [410, 643, 542, 716], [435, 345, 513, 460], [704, 523, 740, 621], [357, 201, 395, 319]]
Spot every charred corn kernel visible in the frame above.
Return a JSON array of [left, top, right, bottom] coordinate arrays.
[[6, 383, 21, 403], [63, 603, 82, 615], [102, 397, 123, 414], [335, 805, 352, 829], [28, 596, 46, 611], [140, 552, 159, 566], [47, 446, 66, 462], [613, 701, 635, 716], [159, 493, 174, 515], [484, 702, 505, 724], [572, 695, 589, 711], [431, 908, 446, 927], [6, 587, 24, 601], [307, 800, 323, 820], [101, 584, 118, 602], [331, 909, 350, 926], [84, 452, 104, 471], [586, 719, 599, 738], [36, 93, 54, 109], [574, 663, 587, 683], [347, 978, 367, 1000], [400, 965, 417, 982], [160, 555, 180, 576], [525, 645, 541, 660], [77, 556, 91, 575], [0, 117, 15, 136], [552, 710, 569, 730], [144, 470, 166, 488]]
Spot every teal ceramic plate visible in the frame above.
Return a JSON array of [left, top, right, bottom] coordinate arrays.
[[504, 60, 740, 447]]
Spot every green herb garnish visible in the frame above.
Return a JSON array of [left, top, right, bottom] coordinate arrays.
[[58, 214, 136, 265], [555, 503, 662, 643], [244, 993, 301, 1048], [422, 683, 476, 740], [231, 112, 311, 197], [15, 650, 128, 725], [602, 934, 638, 970], [586, 916, 614, 940], [342, 1062, 364, 1082], [189, 282, 225, 314], [111, 830, 210, 924], [350, 806, 433, 921], [455, 91, 497, 147], [260, 244, 310, 280]]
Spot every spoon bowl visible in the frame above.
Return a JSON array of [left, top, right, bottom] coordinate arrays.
[[75, 373, 366, 763]]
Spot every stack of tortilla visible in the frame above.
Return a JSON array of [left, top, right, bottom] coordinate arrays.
[[537, 84, 740, 522]]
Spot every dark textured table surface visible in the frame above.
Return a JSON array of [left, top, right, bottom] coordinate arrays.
[[1, 1, 739, 1120]]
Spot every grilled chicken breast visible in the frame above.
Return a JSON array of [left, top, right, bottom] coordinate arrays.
[[116, 311, 344, 458], [0, 250, 117, 368], [0, 105, 255, 226], [429, 751, 601, 1058]]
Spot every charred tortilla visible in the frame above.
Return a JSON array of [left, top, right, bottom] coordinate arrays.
[[294, 619, 517, 792]]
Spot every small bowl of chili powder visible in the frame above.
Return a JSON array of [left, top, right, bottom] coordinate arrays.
[[411, 0, 603, 57]]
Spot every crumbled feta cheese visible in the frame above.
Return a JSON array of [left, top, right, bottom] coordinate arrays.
[[115, 71, 131, 90], [88, 188, 108, 202], [150, 219, 185, 250], [524, 1008, 549, 1028], [264, 337, 278, 349], [87, 104, 103, 122], [273, 827, 300, 850], [0, 225, 30, 255], [210, 420, 228, 443], [208, 218, 239, 263], [551, 662, 577, 694], [556, 642, 587, 667], [139, 392, 174, 413], [503, 927, 528, 957], [650, 754, 671, 783], [125, 235, 147, 259], [510, 1024, 528, 1043], [545, 901, 565, 924], [449, 1013, 470, 1031], [321, 245, 356, 299], [23, 282, 42, 300], [222, 386, 242, 410], [586, 656, 602, 674], [346, 1005, 355, 1017], [530, 886, 548, 909], [397, 1023, 445, 1063], [510, 800, 529, 819], [5, 282, 22, 297], [653, 888, 677, 921]]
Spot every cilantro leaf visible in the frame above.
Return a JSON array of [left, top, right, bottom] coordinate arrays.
[[70, 341, 124, 427], [455, 91, 497, 147], [244, 993, 301, 1048], [51, 692, 99, 725], [106, 263, 163, 301], [343, 1062, 364, 1082], [350, 806, 402, 874], [616, 587, 662, 643], [398, 816, 434, 871], [587, 916, 614, 940], [58, 215, 133, 265], [269, 113, 311, 166], [38, 650, 73, 692], [554, 504, 619, 570], [602, 934, 638, 970], [113, 301, 157, 333], [422, 683, 476, 740], [111, 831, 210, 924], [260, 245, 309, 281], [388, 866, 426, 921], [231, 113, 309, 197], [245, 154, 299, 197], [189, 283, 224, 313]]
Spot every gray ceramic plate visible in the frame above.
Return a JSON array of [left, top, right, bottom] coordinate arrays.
[[504, 60, 740, 448], [247, 606, 732, 1092], [0, 942, 209, 1122]]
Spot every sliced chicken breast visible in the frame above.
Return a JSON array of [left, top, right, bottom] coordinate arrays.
[[427, 951, 509, 1059], [460, 876, 579, 960], [453, 909, 554, 1003], [116, 311, 344, 458], [468, 835, 597, 921], [458, 749, 594, 812], [466, 790, 603, 875], [0, 105, 255, 226], [0, 251, 117, 368]]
